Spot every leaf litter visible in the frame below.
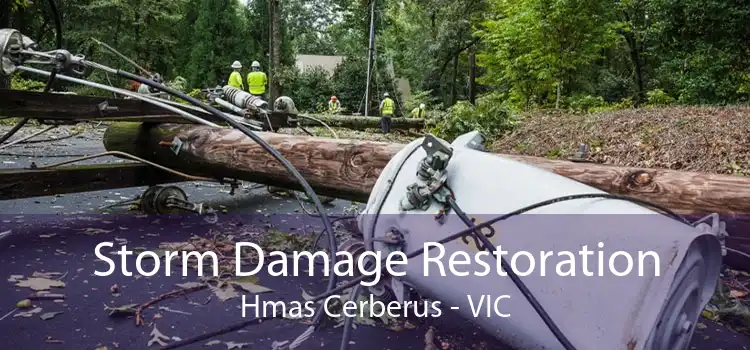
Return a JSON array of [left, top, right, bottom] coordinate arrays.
[[15, 277, 65, 291], [40, 311, 63, 320], [148, 325, 170, 347]]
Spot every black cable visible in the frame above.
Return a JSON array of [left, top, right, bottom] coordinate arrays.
[[0, 70, 58, 145], [167, 192, 689, 350], [119, 71, 339, 328], [446, 196, 576, 349], [339, 283, 364, 350], [1, 0, 63, 145], [0, 118, 30, 144], [160, 316, 276, 350], [336, 191, 692, 350]]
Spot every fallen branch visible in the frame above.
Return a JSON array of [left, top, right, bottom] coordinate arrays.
[[135, 284, 207, 326], [302, 114, 426, 131]]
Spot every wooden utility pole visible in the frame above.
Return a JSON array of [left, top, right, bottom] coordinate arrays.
[[364, 0, 376, 116], [104, 122, 750, 218], [268, 0, 281, 101]]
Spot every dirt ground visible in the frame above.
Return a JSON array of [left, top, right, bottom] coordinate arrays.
[[491, 106, 750, 176]]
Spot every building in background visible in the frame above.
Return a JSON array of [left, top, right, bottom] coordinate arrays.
[[294, 54, 412, 102]]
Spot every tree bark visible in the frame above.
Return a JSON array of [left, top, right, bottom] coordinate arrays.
[[269, 0, 281, 102], [468, 48, 476, 105], [302, 115, 426, 130], [103, 122, 750, 218]]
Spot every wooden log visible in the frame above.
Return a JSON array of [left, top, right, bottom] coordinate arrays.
[[103, 122, 750, 216], [104, 123, 750, 267], [0, 89, 296, 130], [0, 89, 218, 122], [301, 114, 426, 130], [0, 163, 186, 200]]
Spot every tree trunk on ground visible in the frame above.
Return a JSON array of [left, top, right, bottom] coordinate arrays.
[[103, 122, 750, 218], [302, 115, 426, 131]]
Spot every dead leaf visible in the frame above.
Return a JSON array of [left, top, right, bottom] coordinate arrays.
[[176, 282, 205, 289], [231, 276, 273, 294], [7, 274, 23, 282], [148, 325, 170, 347], [15, 277, 65, 291], [80, 228, 113, 236], [14, 307, 42, 318], [44, 336, 63, 344], [16, 299, 32, 308], [159, 242, 195, 250], [110, 284, 119, 294], [730, 289, 748, 298], [225, 341, 249, 349], [94, 346, 109, 350], [32, 271, 64, 279], [211, 283, 239, 302], [104, 303, 138, 316], [40, 311, 63, 320]]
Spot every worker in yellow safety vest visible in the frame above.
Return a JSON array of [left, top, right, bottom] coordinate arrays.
[[379, 92, 395, 133], [246, 61, 268, 99], [410, 103, 426, 118], [328, 96, 341, 113], [227, 61, 243, 89]]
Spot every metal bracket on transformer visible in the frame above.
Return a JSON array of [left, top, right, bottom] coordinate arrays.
[[691, 213, 729, 256], [399, 134, 454, 212]]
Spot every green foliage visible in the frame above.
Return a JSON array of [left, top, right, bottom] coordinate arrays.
[[568, 95, 606, 113], [429, 93, 516, 141], [330, 57, 403, 116], [404, 90, 440, 113], [646, 89, 675, 106], [281, 66, 335, 113], [10, 74, 46, 91]]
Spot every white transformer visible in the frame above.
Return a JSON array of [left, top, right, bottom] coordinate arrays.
[[358, 132, 724, 350]]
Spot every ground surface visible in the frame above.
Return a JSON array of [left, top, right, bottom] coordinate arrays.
[[1, 124, 749, 350], [491, 106, 750, 176]]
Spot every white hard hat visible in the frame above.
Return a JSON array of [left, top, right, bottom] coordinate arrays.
[[420, 103, 425, 109], [383, 92, 389, 97], [251, 61, 261, 68], [231, 61, 242, 69]]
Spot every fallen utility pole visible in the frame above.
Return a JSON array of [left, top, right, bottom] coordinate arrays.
[[104, 122, 750, 266], [104, 122, 750, 216], [302, 114, 425, 130], [0, 163, 185, 200]]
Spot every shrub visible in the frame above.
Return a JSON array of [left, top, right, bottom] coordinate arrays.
[[646, 89, 676, 106], [429, 92, 516, 142]]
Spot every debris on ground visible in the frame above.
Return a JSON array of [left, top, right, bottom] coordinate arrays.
[[704, 268, 750, 335], [491, 107, 750, 175]]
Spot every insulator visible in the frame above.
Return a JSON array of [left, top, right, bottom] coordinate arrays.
[[222, 86, 268, 110]]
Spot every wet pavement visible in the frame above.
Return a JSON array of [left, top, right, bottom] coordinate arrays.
[[0, 125, 748, 350]]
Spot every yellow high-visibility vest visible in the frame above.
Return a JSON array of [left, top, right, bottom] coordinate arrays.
[[246, 71, 267, 95], [227, 71, 243, 89], [381, 98, 394, 115], [410, 107, 425, 118]]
